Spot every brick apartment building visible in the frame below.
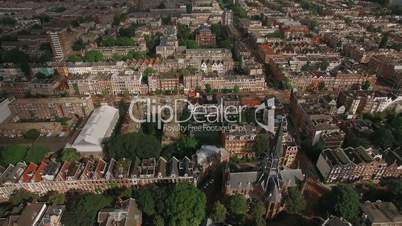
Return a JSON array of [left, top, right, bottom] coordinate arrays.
[[8, 96, 94, 120], [0, 157, 198, 200], [195, 25, 216, 47], [316, 147, 400, 183]]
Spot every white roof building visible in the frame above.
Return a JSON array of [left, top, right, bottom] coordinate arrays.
[[72, 105, 119, 156]]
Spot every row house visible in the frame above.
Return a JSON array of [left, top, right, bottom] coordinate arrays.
[[67, 61, 128, 75], [177, 12, 224, 29], [29, 77, 63, 96], [68, 72, 143, 96], [382, 148, 402, 178], [368, 53, 402, 93], [8, 96, 94, 121], [0, 157, 198, 200], [274, 18, 309, 39], [148, 75, 180, 92], [185, 49, 234, 73], [316, 147, 399, 184], [206, 75, 266, 92], [0, 80, 34, 97], [337, 90, 398, 117], [89, 45, 147, 59], [200, 60, 225, 74], [183, 75, 266, 92], [285, 72, 376, 93]]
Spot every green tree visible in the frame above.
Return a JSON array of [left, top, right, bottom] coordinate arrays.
[[119, 23, 141, 37], [25, 145, 48, 164], [372, 128, 395, 148], [10, 189, 38, 205], [0, 17, 17, 26], [144, 67, 156, 77], [362, 80, 371, 90], [343, 133, 370, 148], [164, 183, 206, 226], [252, 201, 266, 226], [233, 85, 240, 93], [61, 148, 80, 162], [137, 189, 156, 216], [176, 136, 199, 158], [84, 50, 104, 62], [112, 13, 127, 26], [145, 33, 161, 57], [72, 39, 85, 51], [161, 17, 172, 25], [23, 129, 40, 140], [320, 184, 361, 221], [0, 145, 27, 166], [153, 215, 165, 226], [46, 192, 65, 205], [381, 179, 402, 196], [1, 48, 31, 76], [319, 60, 330, 71], [186, 4, 192, 13], [177, 24, 192, 45], [62, 193, 112, 226], [225, 195, 248, 222], [66, 55, 82, 62], [318, 81, 326, 91], [205, 84, 212, 95], [108, 132, 161, 160], [210, 201, 227, 224], [284, 188, 305, 214], [379, 33, 389, 48], [185, 40, 198, 49], [254, 135, 269, 156]]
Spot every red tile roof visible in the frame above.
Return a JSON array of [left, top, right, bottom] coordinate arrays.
[[33, 161, 48, 182], [56, 161, 70, 181], [240, 97, 262, 107], [20, 163, 38, 183]]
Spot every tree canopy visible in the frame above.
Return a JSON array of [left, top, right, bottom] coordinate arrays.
[[62, 193, 113, 226], [10, 189, 38, 206], [145, 33, 161, 57], [135, 183, 206, 226], [164, 183, 206, 226], [225, 195, 248, 222], [24, 145, 49, 164], [72, 39, 86, 51], [252, 200, 266, 226], [137, 188, 156, 216], [0, 145, 27, 166], [0, 144, 49, 166], [23, 129, 40, 140], [284, 188, 306, 214], [254, 134, 269, 156], [61, 148, 80, 162], [161, 136, 199, 159], [108, 132, 161, 160], [84, 50, 104, 62], [320, 184, 361, 221], [210, 201, 227, 224], [100, 37, 135, 47]]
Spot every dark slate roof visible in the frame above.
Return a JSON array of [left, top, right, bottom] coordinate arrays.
[[227, 171, 258, 190]]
